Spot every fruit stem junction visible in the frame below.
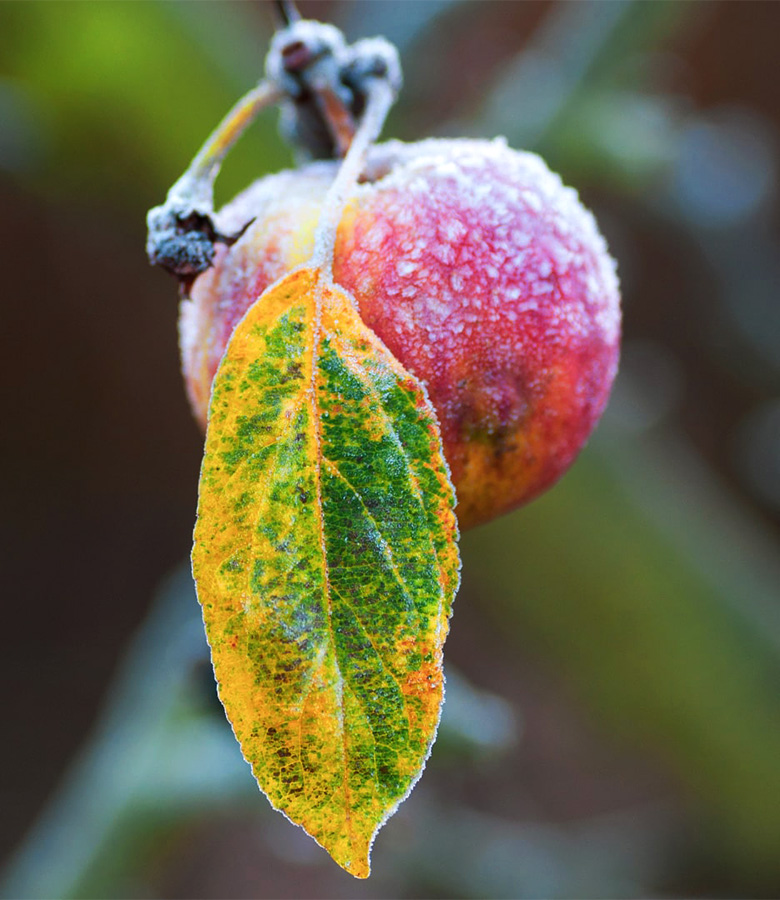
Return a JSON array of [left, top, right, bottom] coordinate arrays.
[[146, 12, 401, 292]]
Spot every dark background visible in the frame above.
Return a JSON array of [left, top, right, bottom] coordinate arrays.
[[2, 2, 780, 897]]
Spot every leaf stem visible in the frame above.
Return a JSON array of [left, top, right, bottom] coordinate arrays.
[[166, 79, 283, 211], [312, 77, 395, 278], [145, 78, 283, 283], [271, 0, 301, 28]]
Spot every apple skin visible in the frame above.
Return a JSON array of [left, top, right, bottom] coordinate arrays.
[[180, 138, 620, 529]]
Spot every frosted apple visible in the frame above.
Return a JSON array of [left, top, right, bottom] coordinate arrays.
[[180, 137, 620, 529]]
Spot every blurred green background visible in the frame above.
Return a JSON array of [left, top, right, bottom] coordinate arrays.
[[2, 2, 780, 897]]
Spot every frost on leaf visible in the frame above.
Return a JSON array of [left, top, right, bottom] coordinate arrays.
[[193, 266, 460, 877]]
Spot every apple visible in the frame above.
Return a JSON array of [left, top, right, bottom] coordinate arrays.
[[179, 137, 620, 529]]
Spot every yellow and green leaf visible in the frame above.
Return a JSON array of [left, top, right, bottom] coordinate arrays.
[[193, 267, 460, 877]]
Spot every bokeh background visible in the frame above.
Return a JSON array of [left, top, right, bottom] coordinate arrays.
[[2, 1, 780, 897]]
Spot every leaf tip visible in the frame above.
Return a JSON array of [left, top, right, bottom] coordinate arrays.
[[338, 847, 371, 880]]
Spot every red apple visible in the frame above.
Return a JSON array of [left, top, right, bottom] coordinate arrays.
[[180, 137, 620, 529]]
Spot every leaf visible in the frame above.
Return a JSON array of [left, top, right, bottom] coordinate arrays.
[[192, 266, 460, 877]]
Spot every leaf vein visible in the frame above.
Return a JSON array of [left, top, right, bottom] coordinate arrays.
[[322, 457, 418, 612]]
